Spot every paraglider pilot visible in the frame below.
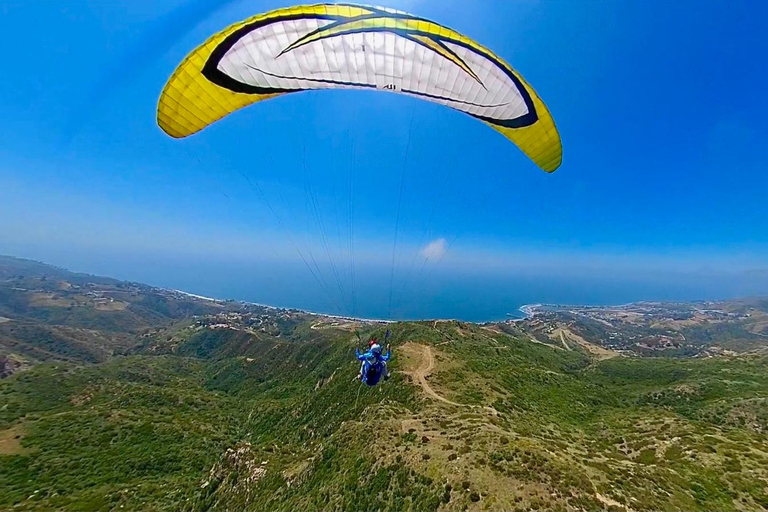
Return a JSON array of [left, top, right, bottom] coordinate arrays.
[[356, 330, 392, 386]]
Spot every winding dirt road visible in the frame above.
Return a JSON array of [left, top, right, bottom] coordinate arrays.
[[402, 343, 501, 421], [404, 344, 463, 407]]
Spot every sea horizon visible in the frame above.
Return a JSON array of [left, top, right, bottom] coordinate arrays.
[[4, 252, 767, 324]]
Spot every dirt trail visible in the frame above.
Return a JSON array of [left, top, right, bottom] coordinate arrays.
[[561, 326, 620, 360], [528, 336, 564, 350], [402, 343, 499, 416], [403, 344, 463, 407]]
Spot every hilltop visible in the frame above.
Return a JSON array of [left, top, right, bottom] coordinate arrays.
[[2, 255, 768, 511]]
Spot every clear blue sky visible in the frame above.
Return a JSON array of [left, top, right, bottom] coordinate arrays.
[[1, 0, 767, 318]]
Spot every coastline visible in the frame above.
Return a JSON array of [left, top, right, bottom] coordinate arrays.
[[172, 288, 393, 324], [170, 290, 717, 326], [511, 303, 541, 321], [172, 288, 557, 325]]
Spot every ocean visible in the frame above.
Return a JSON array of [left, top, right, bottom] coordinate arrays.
[[67, 255, 768, 323], [15, 250, 768, 323]]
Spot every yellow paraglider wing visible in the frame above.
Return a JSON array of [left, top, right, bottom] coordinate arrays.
[[157, 4, 562, 172]]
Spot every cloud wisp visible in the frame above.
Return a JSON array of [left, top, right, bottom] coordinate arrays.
[[420, 238, 447, 260]]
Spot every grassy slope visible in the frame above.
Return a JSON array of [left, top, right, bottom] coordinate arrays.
[[3, 321, 768, 511], [0, 257, 231, 369]]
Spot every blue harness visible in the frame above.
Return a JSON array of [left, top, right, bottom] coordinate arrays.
[[361, 356, 384, 386]]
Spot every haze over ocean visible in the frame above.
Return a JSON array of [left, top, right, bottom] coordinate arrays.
[[1, 1, 767, 320], [3, 247, 765, 323]]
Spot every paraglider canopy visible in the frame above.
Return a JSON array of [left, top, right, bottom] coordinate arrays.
[[157, 3, 561, 172]]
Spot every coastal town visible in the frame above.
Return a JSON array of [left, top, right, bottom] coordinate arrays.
[[507, 300, 768, 357]]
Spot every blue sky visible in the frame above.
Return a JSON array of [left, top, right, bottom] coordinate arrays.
[[1, 0, 767, 318]]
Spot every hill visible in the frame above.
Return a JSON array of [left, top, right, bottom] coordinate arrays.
[[510, 301, 768, 357], [0, 255, 309, 376], [2, 255, 768, 511]]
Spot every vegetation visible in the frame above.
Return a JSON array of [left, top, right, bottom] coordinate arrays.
[[2, 256, 768, 511]]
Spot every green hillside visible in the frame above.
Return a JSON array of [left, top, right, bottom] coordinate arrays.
[[2, 257, 768, 511], [0, 255, 287, 372], [4, 323, 768, 511]]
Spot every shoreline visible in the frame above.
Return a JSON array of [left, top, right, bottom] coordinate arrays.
[[172, 288, 527, 324], [170, 289, 579, 325], [514, 303, 541, 321], [172, 289, 394, 324], [171, 289, 742, 326]]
